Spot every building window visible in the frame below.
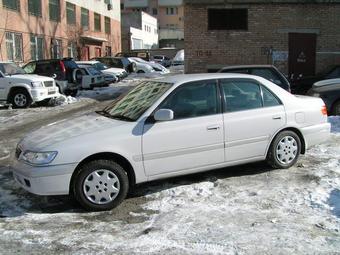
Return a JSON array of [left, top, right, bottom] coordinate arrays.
[[152, 8, 158, 15], [208, 9, 248, 30], [68, 42, 78, 59], [49, 0, 60, 22], [66, 2, 76, 25], [30, 35, 44, 60], [166, 7, 177, 15], [105, 17, 111, 34], [28, 0, 42, 17], [81, 8, 89, 30], [5, 32, 23, 62], [105, 46, 112, 56], [94, 13, 101, 31], [3, 0, 20, 11], [121, 3, 124, 10], [51, 39, 63, 59]]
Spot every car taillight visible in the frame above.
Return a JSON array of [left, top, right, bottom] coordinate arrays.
[[60, 61, 66, 73], [321, 105, 328, 115]]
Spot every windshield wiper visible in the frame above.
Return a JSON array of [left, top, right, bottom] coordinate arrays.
[[95, 111, 134, 122]]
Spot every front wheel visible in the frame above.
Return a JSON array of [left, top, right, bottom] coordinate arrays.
[[10, 89, 32, 108], [267, 131, 301, 169], [73, 160, 129, 211]]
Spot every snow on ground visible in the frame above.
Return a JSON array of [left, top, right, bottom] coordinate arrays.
[[0, 99, 339, 253]]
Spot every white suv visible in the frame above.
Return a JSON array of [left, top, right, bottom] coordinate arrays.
[[12, 74, 330, 211], [0, 62, 57, 108]]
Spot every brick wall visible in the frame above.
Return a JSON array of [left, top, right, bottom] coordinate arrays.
[[184, 3, 340, 74]]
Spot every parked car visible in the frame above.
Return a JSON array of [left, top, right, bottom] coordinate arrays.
[[77, 65, 106, 89], [12, 73, 330, 211], [0, 62, 58, 108], [129, 57, 170, 74], [291, 65, 340, 95], [116, 52, 151, 61], [152, 55, 172, 67], [76, 60, 127, 82], [127, 57, 155, 73], [307, 78, 340, 115], [23, 58, 82, 96], [218, 65, 291, 92], [91, 57, 136, 74]]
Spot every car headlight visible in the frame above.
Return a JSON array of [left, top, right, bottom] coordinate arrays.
[[31, 81, 44, 88], [22, 151, 58, 165]]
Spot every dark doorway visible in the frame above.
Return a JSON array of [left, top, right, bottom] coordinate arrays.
[[81, 46, 89, 60], [288, 33, 316, 81]]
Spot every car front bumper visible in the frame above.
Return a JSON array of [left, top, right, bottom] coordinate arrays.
[[30, 87, 58, 102], [301, 122, 331, 149], [12, 159, 77, 196]]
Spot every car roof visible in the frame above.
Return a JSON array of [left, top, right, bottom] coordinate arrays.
[[76, 61, 99, 65], [152, 73, 266, 85], [220, 65, 274, 70]]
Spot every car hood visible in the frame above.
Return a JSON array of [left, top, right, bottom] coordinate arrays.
[[19, 112, 127, 151], [102, 67, 126, 74], [313, 78, 340, 87], [6, 74, 54, 82]]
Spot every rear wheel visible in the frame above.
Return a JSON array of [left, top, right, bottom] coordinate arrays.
[[267, 130, 301, 169], [10, 89, 32, 108], [73, 160, 129, 211]]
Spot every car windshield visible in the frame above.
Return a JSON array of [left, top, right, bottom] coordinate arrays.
[[94, 62, 108, 71], [87, 67, 102, 76], [99, 81, 173, 121], [0, 63, 26, 75]]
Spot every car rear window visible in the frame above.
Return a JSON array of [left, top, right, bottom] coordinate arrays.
[[63, 60, 78, 69]]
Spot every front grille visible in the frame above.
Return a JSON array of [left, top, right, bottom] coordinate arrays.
[[44, 81, 54, 87], [15, 147, 22, 159]]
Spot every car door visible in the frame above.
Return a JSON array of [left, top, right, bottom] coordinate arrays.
[[0, 72, 9, 100], [142, 80, 225, 177], [220, 78, 286, 162]]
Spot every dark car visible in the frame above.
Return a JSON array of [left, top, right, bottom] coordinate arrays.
[[91, 57, 136, 73], [152, 55, 172, 67], [23, 58, 82, 96], [217, 65, 291, 92], [291, 65, 340, 95], [307, 78, 340, 115]]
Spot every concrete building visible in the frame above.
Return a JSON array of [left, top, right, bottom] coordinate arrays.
[[121, 11, 158, 51], [184, 0, 340, 79], [0, 0, 121, 63], [122, 0, 184, 48]]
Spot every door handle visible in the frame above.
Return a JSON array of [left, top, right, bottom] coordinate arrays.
[[272, 116, 282, 120], [207, 125, 220, 131]]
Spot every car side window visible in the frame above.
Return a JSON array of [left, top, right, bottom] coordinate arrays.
[[23, 62, 36, 74], [261, 86, 282, 107], [251, 68, 283, 86], [221, 80, 262, 112], [159, 80, 219, 120]]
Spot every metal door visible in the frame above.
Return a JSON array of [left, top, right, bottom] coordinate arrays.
[[288, 33, 316, 81]]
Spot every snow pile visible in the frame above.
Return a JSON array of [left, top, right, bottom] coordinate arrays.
[[48, 94, 78, 106], [77, 84, 131, 100]]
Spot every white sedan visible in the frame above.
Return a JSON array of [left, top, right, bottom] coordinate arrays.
[[128, 57, 155, 74], [12, 74, 330, 211], [129, 57, 170, 74], [76, 61, 127, 81]]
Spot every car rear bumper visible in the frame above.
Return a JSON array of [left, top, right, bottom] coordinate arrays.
[[301, 122, 331, 149], [12, 160, 77, 195]]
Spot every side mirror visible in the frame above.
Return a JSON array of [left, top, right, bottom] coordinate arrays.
[[51, 73, 57, 79], [154, 109, 174, 122]]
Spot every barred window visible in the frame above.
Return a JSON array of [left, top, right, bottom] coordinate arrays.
[[49, 0, 60, 21], [94, 13, 101, 31], [105, 17, 111, 34], [81, 8, 89, 30], [31, 35, 44, 60], [66, 2, 76, 25], [3, 0, 20, 11], [28, 0, 42, 17], [6, 32, 23, 62]]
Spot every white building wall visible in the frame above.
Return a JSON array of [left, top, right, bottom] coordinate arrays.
[[129, 12, 158, 49], [67, 0, 121, 21]]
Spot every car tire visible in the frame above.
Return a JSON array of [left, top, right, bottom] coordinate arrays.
[[266, 130, 301, 169], [10, 89, 32, 108], [73, 160, 129, 211], [137, 70, 145, 73], [331, 100, 340, 116]]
